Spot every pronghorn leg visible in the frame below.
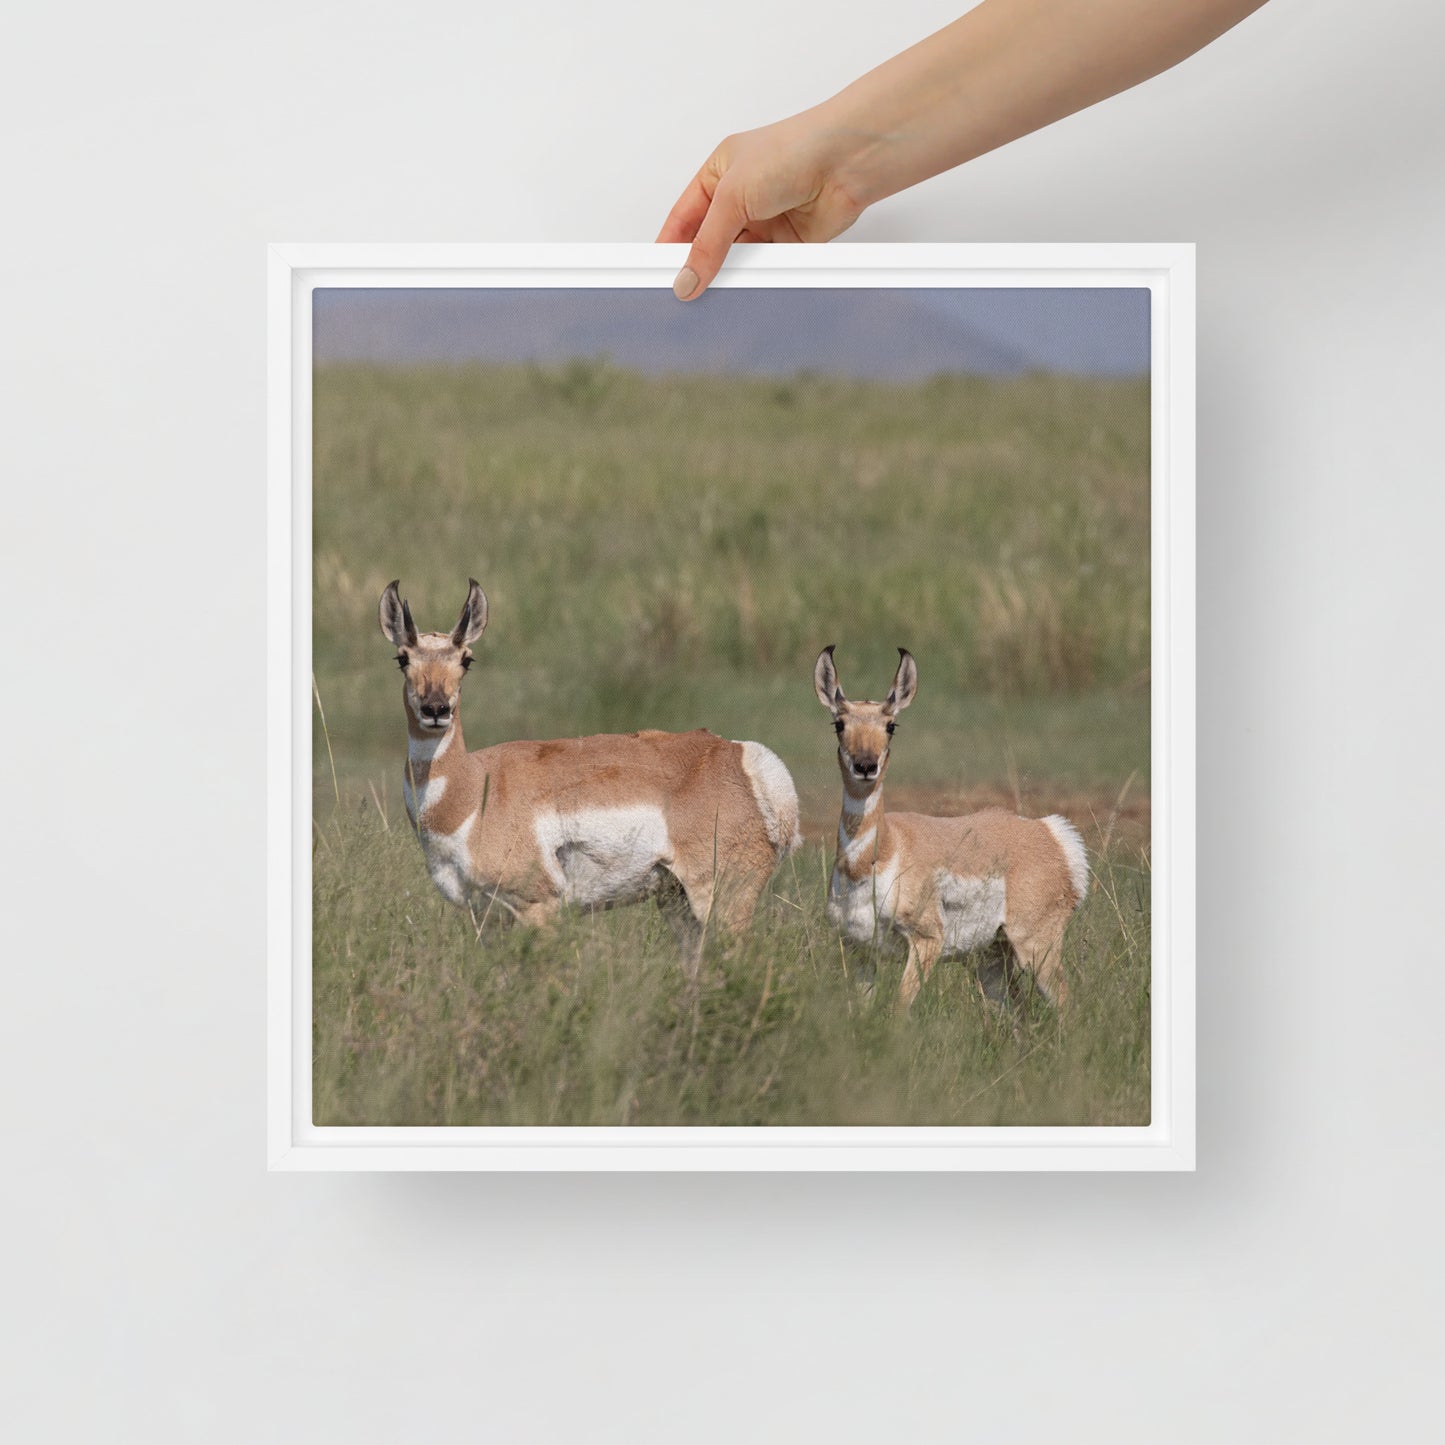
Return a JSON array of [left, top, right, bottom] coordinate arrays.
[[975, 937, 1012, 1007], [656, 870, 706, 978], [710, 866, 766, 936], [666, 856, 765, 970], [899, 936, 942, 1011], [853, 947, 878, 1004], [899, 940, 921, 1010], [969, 938, 1029, 1042], [1033, 924, 1071, 1010], [1005, 913, 1071, 1010]]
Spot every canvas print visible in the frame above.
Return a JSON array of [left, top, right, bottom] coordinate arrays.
[[310, 284, 1151, 1127]]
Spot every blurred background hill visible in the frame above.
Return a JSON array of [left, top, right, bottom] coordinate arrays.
[[314, 285, 1151, 378]]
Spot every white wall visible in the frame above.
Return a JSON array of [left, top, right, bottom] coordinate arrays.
[[5, 2, 1442, 1437]]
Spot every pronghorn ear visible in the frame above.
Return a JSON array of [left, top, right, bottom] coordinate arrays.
[[451, 578, 488, 647], [885, 648, 917, 714], [379, 580, 418, 648], [814, 645, 845, 712]]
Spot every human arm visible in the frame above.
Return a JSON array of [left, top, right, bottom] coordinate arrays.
[[659, 0, 1269, 298]]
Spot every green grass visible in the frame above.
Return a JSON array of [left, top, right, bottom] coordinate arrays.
[[311, 360, 1151, 1127], [313, 816, 1149, 1127]]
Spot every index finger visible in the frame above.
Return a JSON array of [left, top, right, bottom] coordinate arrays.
[[673, 178, 749, 300], [656, 172, 715, 244]]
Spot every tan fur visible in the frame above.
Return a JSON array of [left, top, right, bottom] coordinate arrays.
[[380, 581, 799, 971], [815, 647, 1087, 1010]]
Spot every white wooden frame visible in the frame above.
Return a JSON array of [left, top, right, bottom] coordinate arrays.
[[268, 243, 1195, 1171]]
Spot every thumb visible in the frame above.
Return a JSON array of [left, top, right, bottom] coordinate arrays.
[[674, 181, 749, 301]]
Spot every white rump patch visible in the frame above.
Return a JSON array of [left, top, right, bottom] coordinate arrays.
[[934, 870, 1008, 953], [1041, 814, 1090, 906], [736, 740, 802, 855], [533, 804, 672, 908]]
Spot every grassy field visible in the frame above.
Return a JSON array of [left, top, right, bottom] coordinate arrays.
[[312, 360, 1151, 1126]]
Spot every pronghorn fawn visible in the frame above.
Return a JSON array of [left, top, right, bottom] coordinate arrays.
[[379, 579, 801, 972], [814, 646, 1089, 1012]]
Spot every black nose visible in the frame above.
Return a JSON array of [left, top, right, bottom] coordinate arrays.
[[855, 760, 878, 778], [420, 702, 450, 721]]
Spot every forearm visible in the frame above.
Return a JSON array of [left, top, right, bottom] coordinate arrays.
[[814, 0, 1268, 208]]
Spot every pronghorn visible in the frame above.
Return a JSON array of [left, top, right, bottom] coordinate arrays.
[[814, 646, 1089, 1011], [379, 579, 801, 969]]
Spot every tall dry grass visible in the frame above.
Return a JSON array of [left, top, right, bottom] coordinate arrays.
[[313, 811, 1150, 1127]]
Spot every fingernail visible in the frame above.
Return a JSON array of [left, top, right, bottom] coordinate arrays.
[[673, 267, 699, 300]]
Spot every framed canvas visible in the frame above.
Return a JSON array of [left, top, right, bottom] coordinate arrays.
[[268, 242, 1194, 1170]]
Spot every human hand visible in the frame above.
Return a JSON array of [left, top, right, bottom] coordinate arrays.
[[658, 2, 1269, 302], [656, 109, 870, 301]]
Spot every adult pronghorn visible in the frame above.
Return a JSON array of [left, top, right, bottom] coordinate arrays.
[[379, 579, 801, 969], [814, 646, 1089, 1011]]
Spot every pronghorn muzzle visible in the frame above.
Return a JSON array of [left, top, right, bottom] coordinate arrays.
[[417, 695, 453, 728]]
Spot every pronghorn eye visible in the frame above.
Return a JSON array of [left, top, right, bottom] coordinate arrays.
[[834, 719, 844, 734], [886, 722, 897, 735], [460, 655, 472, 671], [395, 654, 407, 670]]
